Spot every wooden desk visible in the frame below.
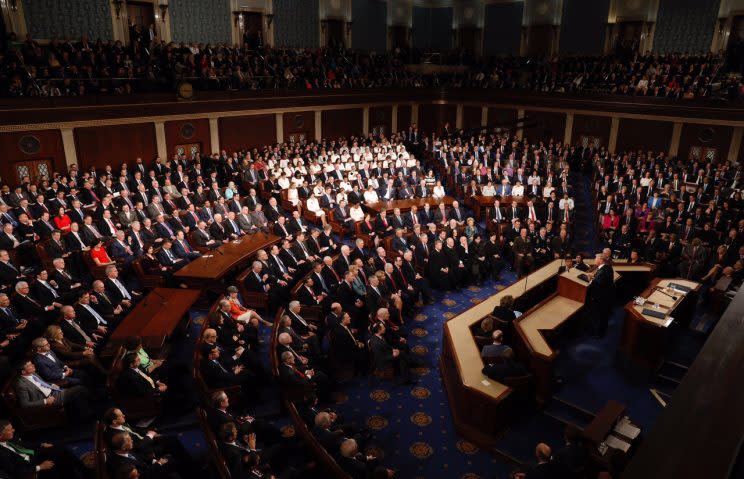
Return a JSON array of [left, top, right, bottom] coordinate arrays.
[[465, 195, 544, 220], [108, 288, 200, 353], [441, 259, 563, 447], [620, 278, 701, 369], [362, 197, 454, 215], [583, 401, 640, 472], [174, 232, 281, 287]]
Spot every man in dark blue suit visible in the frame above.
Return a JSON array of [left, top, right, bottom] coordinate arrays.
[[156, 240, 188, 271], [31, 337, 89, 386], [172, 230, 200, 260]]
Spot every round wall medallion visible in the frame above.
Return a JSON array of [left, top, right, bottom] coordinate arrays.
[[294, 115, 305, 129], [18, 135, 41, 155], [180, 123, 195, 139], [697, 127, 715, 143]]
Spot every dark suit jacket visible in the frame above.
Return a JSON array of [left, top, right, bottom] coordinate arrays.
[[116, 367, 158, 397], [368, 334, 394, 371]]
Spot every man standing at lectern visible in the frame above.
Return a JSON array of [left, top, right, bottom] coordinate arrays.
[[587, 253, 614, 338]]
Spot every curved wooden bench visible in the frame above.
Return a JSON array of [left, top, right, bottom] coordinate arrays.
[[197, 407, 232, 479]]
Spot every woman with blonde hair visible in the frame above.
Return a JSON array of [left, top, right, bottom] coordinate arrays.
[[44, 324, 107, 375]]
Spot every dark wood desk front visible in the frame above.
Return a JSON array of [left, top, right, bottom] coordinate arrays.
[[174, 232, 281, 286], [362, 197, 454, 215], [108, 288, 200, 352], [465, 195, 545, 220], [620, 278, 700, 370]]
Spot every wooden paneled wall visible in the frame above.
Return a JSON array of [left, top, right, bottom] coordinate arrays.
[[369, 106, 393, 136], [524, 110, 566, 144], [678, 123, 733, 162], [487, 107, 518, 129], [283, 111, 315, 143], [463, 106, 483, 130], [397, 105, 413, 131], [572, 115, 612, 147], [75, 123, 157, 170], [164, 119, 211, 158], [0, 130, 66, 184], [219, 115, 276, 152], [419, 104, 457, 135], [616, 119, 674, 154], [322, 108, 363, 140]]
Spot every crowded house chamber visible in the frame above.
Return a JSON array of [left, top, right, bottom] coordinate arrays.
[[0, 0, 743, 478]]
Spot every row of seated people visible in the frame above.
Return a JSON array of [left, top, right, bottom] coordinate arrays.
[[591, 149, 744, 299]]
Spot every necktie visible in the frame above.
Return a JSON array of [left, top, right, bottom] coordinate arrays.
[[84, 304, 106, 325], [317, 273, 328, 292], [115, 280, 131, 300], [275, 256, 286, 273], [134, 368, 155, 388], [121, 425, 143, 440], [2, 307, 18, 324], [69, 320, 91, 342], [6, 442, 34, 459]]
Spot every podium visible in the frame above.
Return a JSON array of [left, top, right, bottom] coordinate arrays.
[[620, 278, 701, 370]]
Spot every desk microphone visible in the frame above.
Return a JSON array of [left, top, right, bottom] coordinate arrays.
[[655, 286, 677, 301], [523, 270, 529, 294], [216, 248, 225, 255]]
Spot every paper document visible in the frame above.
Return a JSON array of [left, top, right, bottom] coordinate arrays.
[[605, 434, 631, 453], [613, 418, 641, 439]]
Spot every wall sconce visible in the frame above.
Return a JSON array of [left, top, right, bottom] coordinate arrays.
[[158, 3, 168, 22], [8, 0, 18, 12], [346, 21, 353, 35], [233, 11, 242, 27], [112, 0, 124, 19], [265, 13, 274, 27]]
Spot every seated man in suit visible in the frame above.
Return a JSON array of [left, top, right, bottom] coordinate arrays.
[[171, 230, 200, 261], [0, 419, 87, 479], [31, 337, 91, 387], [14, 359, 91, 422], [192, 221, 222, 250], [480, 330, 512, 361], [329, 311, 367, 375], [278, 350, 330, 400], [368, 320, 414, 385], [107, 431, 182, 479], [157, 240, 189, 271], [13, 281, 59, 323], [102, 408, 195, 467], [50, 258, 83, 299], [199, 341, 256, 390], [104, 265, 142, 309], [337, 437, 392, 479], [116, 352, 167, 400]]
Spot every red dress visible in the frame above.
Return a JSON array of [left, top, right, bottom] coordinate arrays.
[[53, 214, 72, 232], [90, 247, 112, 265]]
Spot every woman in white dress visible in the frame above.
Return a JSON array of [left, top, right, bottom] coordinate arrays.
[[511, 181, 525, 197], [481, 181, 496, 196], [286, 185, 300, 207], [349, 204, 364, 222], [432, 180, 446, 199], [363, 185, 379, 203], [305, 195, 327, 225]]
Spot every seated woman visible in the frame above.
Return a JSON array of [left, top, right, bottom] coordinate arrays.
[[637, 212, 656, 234], [432, 181, 446, 199], [363, 185, 379, 203], [602, 210, 620, 232], [91, 240, 115, 267], [53, 206, 72, 232], [481, 181, 496, 196], [349, 204, 364, 222], [305, 195, 327, 226], [286, 184, 300, 207], [511, 181, 525, 197], [226, 285, 270, 326], [464, 217, 478, 243], [44, 324, 107, 376]]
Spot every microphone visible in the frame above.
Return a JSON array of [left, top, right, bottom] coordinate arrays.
[[655, 286, 677, 301], [216, 248, 224, 255]]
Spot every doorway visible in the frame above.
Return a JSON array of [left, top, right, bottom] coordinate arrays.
[[175, 143, 201, 160], [325, 19, 345, 48], [14, 159, 53, 184]]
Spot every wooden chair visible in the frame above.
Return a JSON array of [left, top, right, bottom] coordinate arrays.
[[235, 268, 269, 311], [327, 209, 347, 237], [84, 253, 109, 281], [94, 421, 112, 479], [286, 401, 351, 479], [197, 407, 232, 479], [131, 256, 164, 290], [1, 374, 66, 432], [106, 346, 163, 420]]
